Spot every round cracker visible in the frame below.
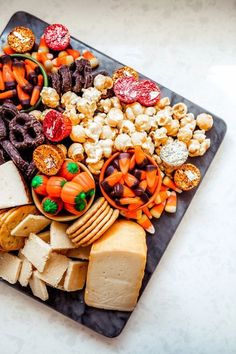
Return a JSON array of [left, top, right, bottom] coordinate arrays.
[[71, 205, 111, 243], [69, 201, 108, 238], [81, 209, 120, 246], [0, 205, 36, 251], [66, 197, 105, 235], [75, 208, 114, 246]]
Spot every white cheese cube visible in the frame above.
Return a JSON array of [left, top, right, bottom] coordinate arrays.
[[63, 260, 88, 291], [18, 251, 33, 287], [11, 215, 51, 237], [50, 222, 75, 250], [21, 233, 52, 272], [0, 161, 32, 209], [85, 220, 147, 311], [0, 253, 22, 284], [29, 271, 49, 301], [36, 252, 69, 287], [66, 246, 91, 260]]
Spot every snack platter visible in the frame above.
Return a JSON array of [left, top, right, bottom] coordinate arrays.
[[0, 11, 226, 338]]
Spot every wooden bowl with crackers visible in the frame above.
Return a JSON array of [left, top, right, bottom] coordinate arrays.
[[32, 162, 96, 222]]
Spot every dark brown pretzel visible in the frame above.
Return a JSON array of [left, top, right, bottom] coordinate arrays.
[[59, 65, 72, 93], [0, 102, 18, 124], [9, 113, 44, 150], [1, 140, 29, 172]]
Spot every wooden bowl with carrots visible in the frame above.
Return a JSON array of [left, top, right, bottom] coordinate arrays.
[[99, 146, 162, 212], [32, 160, 96, 222], [0, 54, 48, 112]]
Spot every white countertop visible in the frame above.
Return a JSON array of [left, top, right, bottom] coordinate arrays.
[[0, 1, 236, 353]]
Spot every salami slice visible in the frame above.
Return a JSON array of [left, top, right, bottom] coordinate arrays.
[[113, 77, 139, 104], [44, 24, 70, 51], [137, 80, 161, 106]]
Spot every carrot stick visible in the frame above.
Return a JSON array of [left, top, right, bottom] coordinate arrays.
[[30, 74, 43, 106], [25, 59, 39, 71], [0, 89, 17, 99], [2, 64, 15, 89], [17, 84, 30, 106], [25, 64, 37, 85], [12, 62, 33, 94], [0, 70, 5, 91]]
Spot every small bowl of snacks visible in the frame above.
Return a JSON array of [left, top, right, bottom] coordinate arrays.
[[31, 159, 96, 222], [0, 53, 48, 112], [99, 146, 162, 212]]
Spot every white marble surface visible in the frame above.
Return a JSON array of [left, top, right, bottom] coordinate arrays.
[[0, 0, 236, 353]]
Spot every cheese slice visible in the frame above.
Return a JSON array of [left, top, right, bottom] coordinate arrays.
[[85, 220, 147, 311], [18, 251, 33, 287], [37, 231, 50, 243], [50, 221, 75, 250], [66, 246, 91, 260], [0, 161, 32, 209], [29, 271, 49, 301], [21, 233, 52, 272], [0, 253, 22, 284], [63, 260, 88, 291], [11, 215, 51, 237], [36, 252, 69, 287]]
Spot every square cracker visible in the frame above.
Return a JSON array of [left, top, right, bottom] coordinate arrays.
[[11, 214, 51, 237]]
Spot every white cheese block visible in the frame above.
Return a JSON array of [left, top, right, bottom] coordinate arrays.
[[18, 251, 33, 287], [29, 271, 49, 301], [0, 161, 32, 209], [63, 260, 88, 291], [11, 215, 51, 237], [85, 220, 147, 311], [50, 222, 75, 250], [21, 233, 52, 272], [37, 231, 50, 243], [0, 253, 22, 284], [36, 252, 69, 287], [66, 246, 91, 260]]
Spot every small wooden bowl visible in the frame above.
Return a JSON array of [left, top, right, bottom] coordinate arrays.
[[32, 162, 95, 222], [10, 54, 48, 112], [99, 150, 162, 212]]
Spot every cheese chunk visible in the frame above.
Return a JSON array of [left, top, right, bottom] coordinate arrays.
[[0, 161, 32, 209], [11, 215, 51, 237], [0, 253, 22, 284], [66, 246, 91, 260], [37, 231, 50, 243], [85, 220, 147, 311], [36, 252, 69, 287], [29, 271, 49, 301], [18, 251, 33, 287], [50, 222, 75, 250], [63, 260, 88, 291], [21, 233, 52, 272]]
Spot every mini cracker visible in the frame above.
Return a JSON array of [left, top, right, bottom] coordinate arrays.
[[33, 144, 65, 176], [81, 209, 120, 246], [66, 197, 105, 235], [8, 26, 35, 53], [74, 208, 114, 246], [174, 163, 201, 191], [70, 205, 111, 242], [69, 202, 109, 238], [11, 214, 51, 237], [0, 205, 37, 251]]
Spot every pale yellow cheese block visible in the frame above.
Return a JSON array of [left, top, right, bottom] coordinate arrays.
[[50, 222, 75, 250], [21, 233, 52, 272], [66, 246, 91, 260], [85, 220, 147, 311], [0, 253, 22, 284], [36, 252, 69, 287], [11, 215, 51, 237], [29, 271, 49, 301], [63, 260, 88, 291], [18, 250, 33, 287]]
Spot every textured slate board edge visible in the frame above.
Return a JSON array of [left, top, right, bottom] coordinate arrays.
[[0, 12, 227, 338]]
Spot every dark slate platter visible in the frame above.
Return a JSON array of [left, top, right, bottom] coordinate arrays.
[[0, 11, 227, 338]]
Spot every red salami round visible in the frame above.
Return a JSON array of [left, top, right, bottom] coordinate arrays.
[[44, 24, 70, 51], [137, 80, 161, 106], [113, 77, 139, 104], [43, 110, 72, 142]]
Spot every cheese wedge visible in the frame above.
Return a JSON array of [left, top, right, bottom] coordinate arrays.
[[85, 220, 147, 311], [29, 271, 49, 301], [21, 233, 52, 272], [0, 161, 32, 209], [63, 260, 88, 291], [66, 246, 91, 260], [50, 222, 75, 250], [18, 251, 33, 287], [11, 215, 51, 237], [0, 253, 22, 284], [36, 252, 69, 287]]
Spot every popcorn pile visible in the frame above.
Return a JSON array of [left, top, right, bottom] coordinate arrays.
[[32, 74, 213, 175]]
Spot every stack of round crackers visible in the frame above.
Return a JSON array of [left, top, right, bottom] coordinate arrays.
[[0, 205, 37, 252], [66, 197, 119, 247]]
